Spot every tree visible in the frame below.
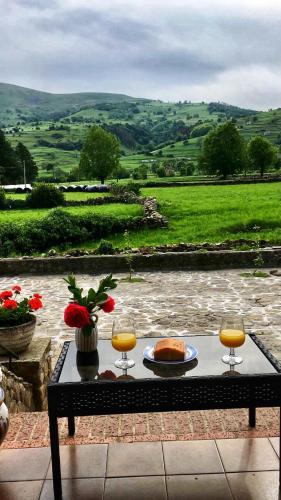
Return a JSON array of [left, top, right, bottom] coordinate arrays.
[[113, 164, 130, 181], [199, 121, 246, 178], [247, 136, 279, 177], [80, 126, 120, 184], [0, 130, 21, 184], [15, 142, 38, 182]]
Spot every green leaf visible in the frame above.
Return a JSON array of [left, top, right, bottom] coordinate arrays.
[[97, 274, 117, 294], [96, 293, 108, 305], [87, 288, 96, 304]]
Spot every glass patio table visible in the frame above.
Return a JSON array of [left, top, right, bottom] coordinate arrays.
[[48, 334, 281, 500]]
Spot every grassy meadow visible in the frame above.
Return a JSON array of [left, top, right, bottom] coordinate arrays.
[[1, 182, 281, 254], [8, 191, 109, 201], [0, 203, 142, 225], [73, 182, 281, 250]]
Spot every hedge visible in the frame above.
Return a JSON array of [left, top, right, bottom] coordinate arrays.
[[0, 209, 144, 257]]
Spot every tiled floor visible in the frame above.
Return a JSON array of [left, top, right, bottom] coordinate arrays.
[[0, 437, 280, 499]]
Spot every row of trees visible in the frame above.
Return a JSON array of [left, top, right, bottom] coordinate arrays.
[[1, 122, 279, 186], [131, 158, 195, 180], [199, 122, 279, 178], [79, 123, 280, 184], [0, 130, 38, 184]]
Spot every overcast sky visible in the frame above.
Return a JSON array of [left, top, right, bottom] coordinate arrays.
[[1, 0, 281, 110]]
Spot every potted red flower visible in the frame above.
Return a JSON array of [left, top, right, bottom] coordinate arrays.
[[64, 274, 117, 352], [0, 285, 43, 354]]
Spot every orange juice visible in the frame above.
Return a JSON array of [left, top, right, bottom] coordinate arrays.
[[112, 333, 136, 352], [219, 329, 245, 348]]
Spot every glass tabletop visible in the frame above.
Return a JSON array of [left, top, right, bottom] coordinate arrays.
[[58, 335, 278, 383]]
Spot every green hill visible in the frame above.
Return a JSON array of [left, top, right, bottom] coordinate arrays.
[[2, 82, 280, 178], [0, 82, 146, 125]]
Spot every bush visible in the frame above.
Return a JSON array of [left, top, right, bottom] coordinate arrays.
[[157, 166, 166, 178], [190, 123, 213, 138], [26, 184, 65, 208], [0, 209, 144, 256], [109, 182, 140, 197], [0, 189, 6, 209], [6, 198, 27, 209], [125, 182, 141, 195], [95, 239, 115, 255]]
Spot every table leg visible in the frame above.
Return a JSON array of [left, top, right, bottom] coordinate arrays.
[[249, 407, 256, 427], [68, 416, 75, 436], [279, 408, 281, 489], [49, 414, 62, 500]]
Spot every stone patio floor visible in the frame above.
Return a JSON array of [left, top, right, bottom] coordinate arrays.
[[1, 269, 281, 498], [1, 268, 281, 360]]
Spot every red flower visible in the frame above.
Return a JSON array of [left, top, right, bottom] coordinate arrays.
[[101, 296, 115, 313], [3, 299, 18, 310], [28, 297, 43, 310], [0, 290, 13, 300], [33, 293, 42, 299], [64, 303, 91, 328], [12, 285, 21, 293]]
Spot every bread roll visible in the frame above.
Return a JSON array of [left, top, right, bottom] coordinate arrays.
[[154, 338, 185, 361]]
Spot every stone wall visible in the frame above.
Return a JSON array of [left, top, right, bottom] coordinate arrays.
[[0, 248, 281, 275], [0, 338, 52, 412], [0, 365, 34, 414], [142, 197, 168, 227]]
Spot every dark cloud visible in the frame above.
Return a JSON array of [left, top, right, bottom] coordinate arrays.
[[0, 1, 281, 108]]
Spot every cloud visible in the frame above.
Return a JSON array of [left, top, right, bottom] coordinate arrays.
[[0, 0, 280, 109]]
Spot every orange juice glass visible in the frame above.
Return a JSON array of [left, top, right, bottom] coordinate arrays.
[[112, 333, 136, 352], [112, 317, 136, 369], [219, 317, 245, 365]]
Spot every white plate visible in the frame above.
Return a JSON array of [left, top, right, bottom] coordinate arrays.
[[143, 344, 198, 365]]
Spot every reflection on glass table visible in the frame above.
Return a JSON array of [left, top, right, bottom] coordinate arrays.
[[143, 358, 198, 378]]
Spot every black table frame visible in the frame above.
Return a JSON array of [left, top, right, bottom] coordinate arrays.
[[48, 334, 281, 500]]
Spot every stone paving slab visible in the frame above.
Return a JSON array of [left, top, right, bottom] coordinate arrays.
[[2, 407, 279, 449], [0, 269, 281, 361]]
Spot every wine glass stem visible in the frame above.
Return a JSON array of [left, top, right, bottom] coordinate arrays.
[[122, 352, 128, 360], [230, 347, 235, 359]]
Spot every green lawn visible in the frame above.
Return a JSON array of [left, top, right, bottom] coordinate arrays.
[[75, 183, 281, 250], [0, 204, 142, 224], [2, 183, 281, 253], [8, 192, 109, 201]]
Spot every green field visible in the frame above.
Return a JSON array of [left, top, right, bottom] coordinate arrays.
[[70, 183, 281, 250], [1, 183, 281, 253], [0, 203, 142, 224], [8, 191, 109, 201]]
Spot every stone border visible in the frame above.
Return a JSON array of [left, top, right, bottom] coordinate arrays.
[[1, 365, 34, 413], [142, 176, 281, 188], [0, 248, 281, 275]]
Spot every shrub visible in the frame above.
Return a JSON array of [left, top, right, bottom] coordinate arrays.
[[109, 182, 140, 197], [6, 198, 27, 209], [26, 184, 65, 208], [157, 166, 166, 178], [0, 189, 6, 209], [190, 123, 213, 138], [95, 239, 115, 255], [125, 182, 141, 196], [0, 209, 144, 256]]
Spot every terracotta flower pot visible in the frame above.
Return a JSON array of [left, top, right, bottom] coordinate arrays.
[[0, 315, 36, 354]]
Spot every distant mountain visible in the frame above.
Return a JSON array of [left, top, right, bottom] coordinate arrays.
[[0, 82, 149, 124]]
